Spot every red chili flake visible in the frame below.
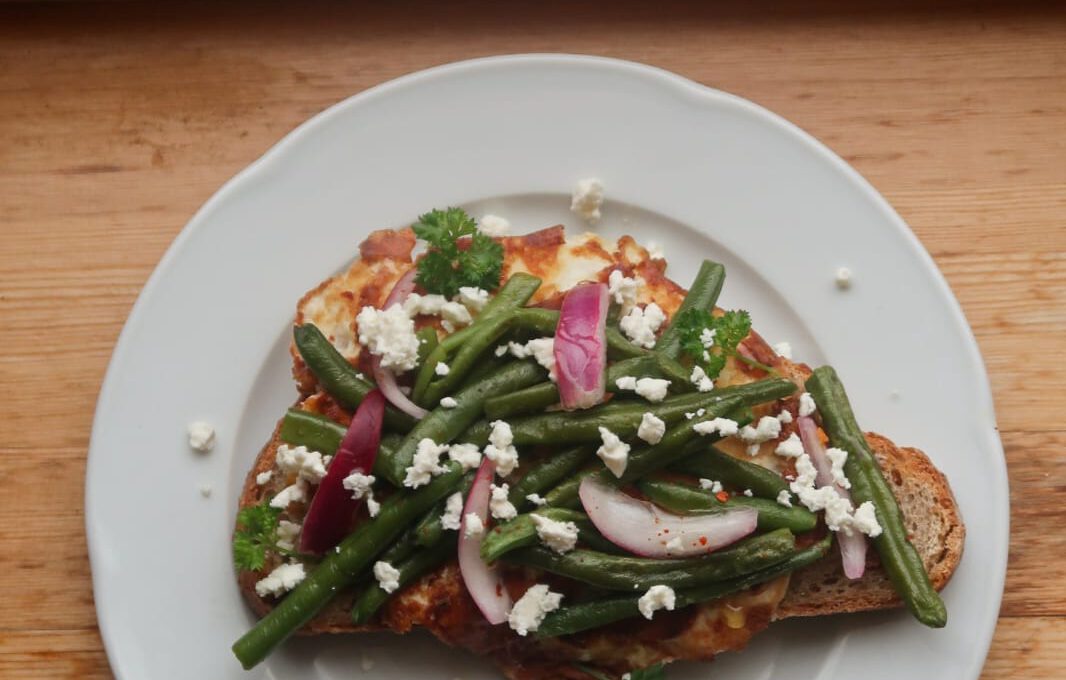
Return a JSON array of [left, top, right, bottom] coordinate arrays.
[[699, 536, 708, 546], [716, 491, 730, 502]]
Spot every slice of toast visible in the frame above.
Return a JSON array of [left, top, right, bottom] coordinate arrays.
[[235, 227, 964, 677]]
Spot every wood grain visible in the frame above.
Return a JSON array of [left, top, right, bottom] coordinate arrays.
[[0, 1, 1063, 678]]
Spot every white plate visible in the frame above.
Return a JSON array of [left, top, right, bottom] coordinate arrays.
[[87, 55, 1007, 680]]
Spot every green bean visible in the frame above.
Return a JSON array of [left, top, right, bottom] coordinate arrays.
[[231, 462, 465, 669], [278, 409, 402, 481], [508, 446, 594, 509], [543, 470, 590, 509], [292, 324, 416, 432], [414, 326, 439, 373], [412, 471, 475, 547], [480, 508, 587, 562], [385, 360, 548, 486], [638, 479, 817, 533], [415, 273, 542, 405], [512, 308, 646, 360], [653, 260, 726, 360], [465, 378, 795, 448], [806, 366, 947, 628], [669, 442, 791, 500], [351, 536, 454, 625], [506, 529, 796, 591], [536, 535, 832, 638], [484, 355, 663, 420]]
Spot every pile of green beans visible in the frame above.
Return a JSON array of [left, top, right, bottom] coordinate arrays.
[[806, 366, 947, 628], [535, 535, 832, 638], [237, 258, 913, 670]]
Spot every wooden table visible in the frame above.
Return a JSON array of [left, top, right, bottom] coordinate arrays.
[[2, 1, 1063, 677]]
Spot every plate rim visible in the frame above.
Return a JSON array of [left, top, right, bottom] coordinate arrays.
[[86, 53, 1008, 679]]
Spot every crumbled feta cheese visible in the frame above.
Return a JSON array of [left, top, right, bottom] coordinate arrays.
[[365, 492, 380, 517], [270, 479, 309, 509], [835, 266, 853, 290], [440, 396, 458, 409], [852, 501, 883, 537], [276, 520, 301, 551], [255, 562, 306, 598], [665, 536, 683, 553], [789, 453, 879, 537], [775, 433, 805, 458], [342, 471, 376, 499], [494, 344, 509, 357], [614, 376, 638, 391], [402, 292, 447, 317], [570, 178, 605, 224], [700, 327, 717, 349], [776, 490, 793, 507], [356, 304, 421, 372], [526, 493, 548, 507], [619, 303, 666, 349], [490, 483, 518, 521], [693, 418, 739, 437], [596, 426, 630, 477], [646, 241, 665, 260], [361, 653, 375, 672], [403, 438, 449, 488], [798, 392, 817, 417], [531, 513, 579, 553], [615, 377, 672, 402], [508, 584, 564, 635], [255, 470, 273, 485], [199, 484, 213, 498], [772, 341, 793, 360], [743, 489, 754, 497], [463, 512, 485, 538], [690, 365, 714, 392], [440, 301, 473, 333], [826, 447, 852, 489], [777, 409, 793, 424], [506, 338, 556, 381], [484, 421, 519, 476], [739, 416, 782, 455], [608, 270, 642, 313], [479, 214, 510, 236], [435, 361, 451, 376], [187, 421, 216, 453], [447, 443, 482, 471], [637, 585, 676, 620], [457, 286, 490, 312], [373, 561, 401, 594], [699, 478, 723, 494], [440, 492, 465, 530], [637, 412, 666, 445]]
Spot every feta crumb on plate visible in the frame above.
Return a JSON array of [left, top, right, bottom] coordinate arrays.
[[570, 177, 604, 224], [479, 214, 510, 236], [187, 421, 216, 453], [835, 266, 853, 289]]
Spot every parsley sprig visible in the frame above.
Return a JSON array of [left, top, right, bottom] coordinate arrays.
[[412, 208, 504, 298], [677, 308, 753, 379], [233, 501, 300, 571]]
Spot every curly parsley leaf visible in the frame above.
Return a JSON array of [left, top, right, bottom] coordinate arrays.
[[677, 308, 752, 380], [233, 502, 282, 571], [412, 207, 504, 298]]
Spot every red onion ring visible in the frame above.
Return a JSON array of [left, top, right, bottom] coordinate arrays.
[[579, 475, 757, 557], [458, 458, 512, 624], [554, 282, 609, 410]]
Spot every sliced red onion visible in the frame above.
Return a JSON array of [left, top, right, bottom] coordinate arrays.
[[579, 476, 757, 557], [299, 389, 385, 554], [458, 458, 512, 624], [370, 267, 428, 420], [554, 282, 608, 410], [797, 415, 867, 579]]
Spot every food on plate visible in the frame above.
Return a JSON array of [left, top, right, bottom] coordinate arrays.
[[229, 207, 964, 678]]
